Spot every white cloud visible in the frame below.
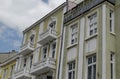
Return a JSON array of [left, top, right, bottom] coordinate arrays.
[[13, 40, 21, 48], [0, 0, 66, 32]]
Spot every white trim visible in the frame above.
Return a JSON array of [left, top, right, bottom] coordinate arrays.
[[41, 45, 49, 60], [78, 17, 85, 79], [102, 4, 107, 79]]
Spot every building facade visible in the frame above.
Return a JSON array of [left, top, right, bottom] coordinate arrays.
[[1, 0, 120, 79], [62, 0, 117, 79], [0, 51, 18, 79], [13, 3, 66, 79]]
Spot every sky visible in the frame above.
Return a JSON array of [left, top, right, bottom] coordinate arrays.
[[0, 0, 66, 52]]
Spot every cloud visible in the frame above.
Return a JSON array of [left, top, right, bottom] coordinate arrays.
[[13, 40, 21, 48], [0, 0, 66, 32], [0, 24, 22, 52], [0, 0, 66, 52]]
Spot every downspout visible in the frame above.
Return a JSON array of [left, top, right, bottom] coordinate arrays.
[[57, 3, 67, 79]]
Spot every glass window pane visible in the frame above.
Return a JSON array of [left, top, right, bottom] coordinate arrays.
[[69, 72, 72, 79], [73, 71, 75, 79], [93, 65, 96, 79], [93, 55, 96, 63], [88, 57, 92, 64], [88, 66, 92, 79], [69, 63, 72, 70]]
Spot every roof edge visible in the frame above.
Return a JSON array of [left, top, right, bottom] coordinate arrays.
[[23, 2, 66, 34]]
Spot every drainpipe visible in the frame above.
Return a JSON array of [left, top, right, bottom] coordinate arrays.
[[57, 3, 67, 79]]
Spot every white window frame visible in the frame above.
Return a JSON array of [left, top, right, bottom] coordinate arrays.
[[68, 61, 75, 79], [70, 23, 78, 45], [88, 13, 97, 37], [87, 55, 96, 79], [42, 45, 48, 59], [110, 53, 115, 79], [48, 17, 57, 30], [50, 42, 56, 59], [109, 10, 114, 33]]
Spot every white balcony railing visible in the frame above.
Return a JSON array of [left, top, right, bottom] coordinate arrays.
[[20, 41, 34, 55], [14, 67, 30, 79], [31, 57, 56, 75], [38, 28, 57, 45]]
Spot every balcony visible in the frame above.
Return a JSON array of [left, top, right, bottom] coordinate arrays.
[[38, 28, 57, 45], [20, 41, 34, 55], [31, 57, 56, 75], [64, 0, 115, 23], [14, 67, 31, 79]]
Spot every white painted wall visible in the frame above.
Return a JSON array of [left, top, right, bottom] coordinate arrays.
[[67, 47, 77, 62], [78, 17, 85, 79], [85, 38, 97, 52]]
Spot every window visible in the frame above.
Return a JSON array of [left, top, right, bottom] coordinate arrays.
[[68, 61, 75, 79], [49, 21, 56, 29], [30, 55, 33, 68], [87, 55, 96, 79], [42, 46, 48, 59], [111, 53, 115, 79], [10, 64, 15, 78], [51, 43, 56, 58], [2, 69, 6, 79], [30, 34, 35, 43], [23, 58, 27, 67], [109, 10, 114, 33], [70, 23, 78, 44], [88, 13, 97, 36]]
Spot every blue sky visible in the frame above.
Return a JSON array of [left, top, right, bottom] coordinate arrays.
[[0, 0, 65, 52], [0, 23, 22, 52]]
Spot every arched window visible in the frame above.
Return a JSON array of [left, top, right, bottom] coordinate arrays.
[[30, 34, 35, 43]]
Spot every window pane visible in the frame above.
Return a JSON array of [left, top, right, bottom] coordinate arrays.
[[73, 62, 75, 69], [93, 65, 96, 79], [111, 63, 113, 79], [88, 57, 92, 64], [73, 71, 75, 79], [88, 13, 97, 36], [69, 63, 72, 70], [93, 55, 96, 63], [88, 66, 92, 79], [69, 72, 72, 79]]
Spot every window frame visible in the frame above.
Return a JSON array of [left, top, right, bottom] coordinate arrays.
[[87, 55, 96, 79], [68, 61, 76, 79], [42, 45, 48, 59], [109, 10, 114, 33], [110, 53, 115, 79], [87, 12, 97, 37], [70, 23, 78, 45], [51, 42, 56, 59]]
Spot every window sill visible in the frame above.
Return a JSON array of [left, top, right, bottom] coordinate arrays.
[[110, 32, 116, 36], [85, 33, 98, 41], [67, 43, 78, 49]]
